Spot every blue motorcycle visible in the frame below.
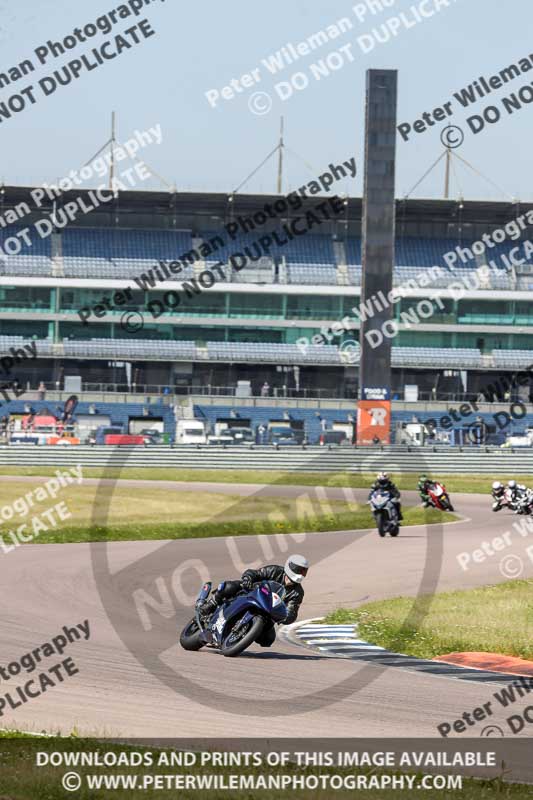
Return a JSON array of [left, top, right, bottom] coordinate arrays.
[[369, 489, 400, 537], [179, 579, 288, 657]]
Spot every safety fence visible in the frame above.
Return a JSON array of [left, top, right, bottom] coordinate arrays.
[[0, 445, 532, 473]]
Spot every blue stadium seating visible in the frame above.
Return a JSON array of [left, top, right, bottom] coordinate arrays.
[[62, 228, 195, 279], [203, 230, 334, 267], [0, 222, 530, 290], [63, 228, 192, 259], [0, 225, 53, 276]]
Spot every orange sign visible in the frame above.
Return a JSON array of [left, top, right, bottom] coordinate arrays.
[[357, 400, 391, 445]]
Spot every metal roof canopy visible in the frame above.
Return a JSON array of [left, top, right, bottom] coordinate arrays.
[[0, 186, 531, 234]]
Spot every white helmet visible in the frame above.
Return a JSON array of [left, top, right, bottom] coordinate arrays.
[[284, 554, 309, 584], [492, 481, 503, 490], [508, 480, 517, 489]]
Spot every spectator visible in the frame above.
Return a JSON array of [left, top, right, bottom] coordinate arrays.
[[38, 381, 46, 400], [261, 381, 270, 397]]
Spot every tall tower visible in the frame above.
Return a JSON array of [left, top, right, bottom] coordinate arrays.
[[357, 69, 398, 445]]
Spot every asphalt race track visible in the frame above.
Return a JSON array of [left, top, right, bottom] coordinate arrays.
[[1, 481, 532, 746]]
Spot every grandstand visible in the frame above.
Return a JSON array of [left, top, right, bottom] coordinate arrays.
[[1, 186, 533, 411]]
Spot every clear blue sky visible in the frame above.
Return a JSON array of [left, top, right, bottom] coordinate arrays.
[[1, 0, 531, 201]]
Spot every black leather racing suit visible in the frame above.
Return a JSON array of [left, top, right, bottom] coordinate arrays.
[[368, 480, 403, 520], [206, 565, 304, 648], [241, 565, 304, 625]]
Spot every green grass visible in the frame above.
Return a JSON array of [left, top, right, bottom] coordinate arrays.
[[12, 506, 448, 544], [324, 580, 533, 661], [0, 735, 527, 799], [0, 474, 454, 543], [0, 466, 526, 495]]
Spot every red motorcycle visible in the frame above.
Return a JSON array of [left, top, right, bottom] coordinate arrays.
[[427, 482, 454, 512]]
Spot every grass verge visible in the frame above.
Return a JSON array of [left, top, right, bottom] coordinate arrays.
[[324, 580, 533, 661], [12, 506, 448, 544], [0, 466, 522, 495]]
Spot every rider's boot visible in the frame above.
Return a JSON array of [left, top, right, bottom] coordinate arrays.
[[199, 595, 219, 621]]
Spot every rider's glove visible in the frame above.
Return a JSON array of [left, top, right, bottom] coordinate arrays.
[[241, 575, 254, 591]]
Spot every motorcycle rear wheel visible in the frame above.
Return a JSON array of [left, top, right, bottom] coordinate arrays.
[[179, 618, 205, 651], [221, 615, 264, 657]]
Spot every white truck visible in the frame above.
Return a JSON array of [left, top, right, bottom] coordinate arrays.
[[176, 419, 207, 445]]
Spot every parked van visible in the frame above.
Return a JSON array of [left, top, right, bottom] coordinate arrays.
[[176, 419, 207, 445]]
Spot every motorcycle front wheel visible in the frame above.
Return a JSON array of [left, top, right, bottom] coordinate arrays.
[[440, 496, 453, 512], [221, 615, 264, 657], [375, 512, 387, 537], [179, 618, 206, 651]]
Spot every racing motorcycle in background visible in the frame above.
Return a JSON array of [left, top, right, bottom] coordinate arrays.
[[369, 489, 400, 537], [492, 486, 514, 512], [426, 481, 454, 512], [179, 579, 288, 657], [513, 488, 533, 516], [493, 486, 526, 513]]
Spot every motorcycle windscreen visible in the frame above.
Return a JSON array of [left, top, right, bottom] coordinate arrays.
[[197, 582, 212, 603]]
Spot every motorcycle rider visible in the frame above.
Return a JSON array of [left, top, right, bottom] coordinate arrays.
[[199, 554, 309, 647], [519, 485, 533, 515], [368, 472, 403, 521], [418, 474, 433, 507], [507, 479, 527, 508], [508, 480, 529, 513], [491, 481, 506, 512]]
